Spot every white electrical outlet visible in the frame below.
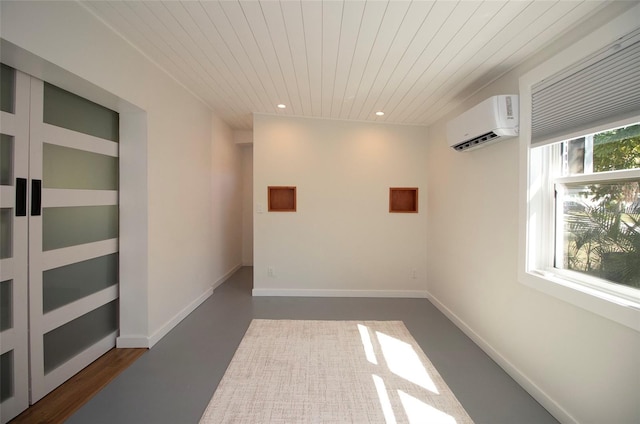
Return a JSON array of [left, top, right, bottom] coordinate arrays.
[[267, 266, 275, 277], [411, 269, 417, 279]]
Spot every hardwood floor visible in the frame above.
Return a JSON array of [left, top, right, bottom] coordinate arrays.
[[10, 348, 146, 424]]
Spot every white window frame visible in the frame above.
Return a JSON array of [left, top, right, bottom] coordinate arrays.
[[555, 167, 640, 288], [518, 7, 640, 332]]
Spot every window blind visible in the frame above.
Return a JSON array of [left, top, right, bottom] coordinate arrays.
[[531, 29, 640, 147]]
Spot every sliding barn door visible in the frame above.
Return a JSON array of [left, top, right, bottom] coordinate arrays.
[[0, 65, 30, 424], [28, 79, 120, 402], [1, 64, 120, 422]]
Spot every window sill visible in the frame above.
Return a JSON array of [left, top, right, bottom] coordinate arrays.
[[519, 269, 640, 332]]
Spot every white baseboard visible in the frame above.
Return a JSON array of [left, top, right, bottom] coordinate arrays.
[[252, 288, 429, 298], [213, 263, 242, 291], [147, 286, 213, 348], [427, 292, 577, 424], [116, 335, 149, 349], [117, 265, 243, 349], [147, 264, 243, 348]]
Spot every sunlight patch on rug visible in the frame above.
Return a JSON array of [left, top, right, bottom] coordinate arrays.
[[200, 320, 474, 423]]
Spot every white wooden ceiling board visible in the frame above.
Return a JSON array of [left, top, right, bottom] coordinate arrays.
[[178, 1, 252, 107], [162, 1, 260, 118], [345, 0, 412, 121], [84, 2, 252, 128], [87, 2, 205, 99], [398, 1, 531, 123], [123, 1, 224, 106], [181, 1, 272, 113], [339, 1, 391, 119], [408, 1, 553, 124], [83, 0, 616, 130], [498, 0, 607, 67], [260, 1, 306, 115], [401, 1, 549, 124], [130, 1, 216, 89], [320, 0, 345, 117], [470, 0, 585, 80], [239, 1, 295, 115], [380, 2, 478, 121], [99, 1, 239, 121], [395, 1, 509, 123], [154, 1, 265, 115], [360, 1, 456, 123], [417, 1, 608, 126], [354, 1, 436, 122], [371, 1, 492, 122], [280, 0, 313, 117], [301, 0, 323, 117], [218, 1, 282, 113], [329, 0, 366, 119], [85, 2, 180, 78], [415, 0, 590, 124]]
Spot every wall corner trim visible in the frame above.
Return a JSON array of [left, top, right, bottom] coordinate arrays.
[[427, 292, 579, 424], [252, 288, 429, 298]]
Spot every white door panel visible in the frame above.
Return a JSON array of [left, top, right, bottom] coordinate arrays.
[[0, 68, 29, 424], [28, 78, 120, 403], [0, 68, 120, 421]]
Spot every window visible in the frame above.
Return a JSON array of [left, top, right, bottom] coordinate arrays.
[[520, 22, 640, 331], [541, 125, 640, 296]]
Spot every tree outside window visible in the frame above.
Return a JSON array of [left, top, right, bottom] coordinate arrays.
[[559, 124, 640, 289]]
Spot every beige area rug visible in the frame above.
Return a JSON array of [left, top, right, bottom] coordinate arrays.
[[200, 320, 474, 424]]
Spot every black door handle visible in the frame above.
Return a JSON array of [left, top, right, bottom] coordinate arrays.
[[31, 179, 41, 216], [16, 178, 27, 216]]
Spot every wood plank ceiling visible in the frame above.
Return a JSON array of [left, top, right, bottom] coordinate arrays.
[[82, 0, 611, 130]]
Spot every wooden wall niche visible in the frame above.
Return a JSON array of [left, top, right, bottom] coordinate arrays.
[[389, 187, 418, 213], [268, 186, 297, 212]]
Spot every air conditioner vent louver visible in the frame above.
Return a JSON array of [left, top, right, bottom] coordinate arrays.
[[453, 131, 499, 151]]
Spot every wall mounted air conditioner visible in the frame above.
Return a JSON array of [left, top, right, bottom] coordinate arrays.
[[446, 95, 519, 152]]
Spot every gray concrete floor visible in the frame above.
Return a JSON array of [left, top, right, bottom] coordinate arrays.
[[68, 267, 557, 423]]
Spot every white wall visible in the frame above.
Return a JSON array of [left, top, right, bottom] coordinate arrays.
[[253, 114, 428, 296], [0, 1, 243, 346], [4, 1, 637, 420], [211, 114, 244, 281], [425, 6, 640, 424], [242, 146, 254, 266]]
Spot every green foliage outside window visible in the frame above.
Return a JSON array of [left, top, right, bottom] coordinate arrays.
[[593, 125, 640, 173], [563, 124, 640, 290], [564, 195, 640, 289]]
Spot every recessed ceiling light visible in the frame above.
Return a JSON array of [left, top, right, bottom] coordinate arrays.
[[277, 104, 286, 109], [375, 111, 384, 116]]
